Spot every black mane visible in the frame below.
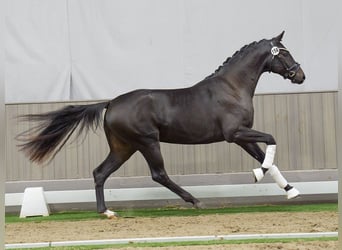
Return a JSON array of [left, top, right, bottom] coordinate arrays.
[[205, 40, 266, 79]]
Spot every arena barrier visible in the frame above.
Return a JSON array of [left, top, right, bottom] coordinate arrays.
[[5, 170, 337, 211]]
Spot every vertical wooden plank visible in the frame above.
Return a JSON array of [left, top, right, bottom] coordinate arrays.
[[322, 92, 337, 168], [207, 144, 216, 173], [229, 143, 242, 173], [241, 147, 255, 172], [216, 141, 231, 173], [16, 104, 31, 180], [168, 143, 178, 175], [65, 141, 78, 178], [286, 94, 302, 170], [274, 95, 290, 170], [187, 145, 198, 174], [210, 143, 219, 173], [309, 93, 325, 169], [87, 131, 97, 178], [87, 101, 109, 178], [168, 144, 177, 175], [196, 144, 208, 174], [183, 145, 196, 175], [195, 145, 207, 174], [298, 94, 313, 170], [5, 105, 17, 181], [76, 128, 88, 179]]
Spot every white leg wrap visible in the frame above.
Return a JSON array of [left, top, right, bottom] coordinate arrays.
[[103, 209, 119, 219], [262, 145, 276, 169], [252, 168, 264, 182], [268, 165, 288, 189], [269, 165, 300, 199], [252, 145, 276, 182], [287, 187, 300, 199]]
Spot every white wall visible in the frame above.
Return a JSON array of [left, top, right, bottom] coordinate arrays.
[[5, 0, 338, 103]]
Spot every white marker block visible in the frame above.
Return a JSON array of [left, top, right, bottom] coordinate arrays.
[[19, 187, 50, 218]]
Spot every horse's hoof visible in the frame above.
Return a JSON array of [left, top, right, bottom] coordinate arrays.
[[253, 168, 264, 182], [101, 209, 119, 219], [287, 187, 300, 199], [194, 201, 205, 209]]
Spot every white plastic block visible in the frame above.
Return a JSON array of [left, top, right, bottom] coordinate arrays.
[[20, 187, 50, 218]]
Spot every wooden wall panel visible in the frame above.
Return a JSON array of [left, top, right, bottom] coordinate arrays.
[[5, 92, 337, 181]]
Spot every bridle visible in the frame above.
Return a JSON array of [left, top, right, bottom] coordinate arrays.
[[269, 42, 301, 80]]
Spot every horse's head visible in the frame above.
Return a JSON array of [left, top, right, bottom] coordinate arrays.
[[268, 31, 305, 84]]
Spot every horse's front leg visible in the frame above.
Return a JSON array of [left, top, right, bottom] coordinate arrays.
[[230, 127, 300, 199], [231, 127, 276, 178], [235, 142, 266, 181], [236, 142, 274, 182]]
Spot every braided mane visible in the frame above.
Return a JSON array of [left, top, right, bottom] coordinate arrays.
[[205, 40, 266, 79]]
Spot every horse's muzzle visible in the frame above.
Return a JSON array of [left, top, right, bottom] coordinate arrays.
[[291, 67, 305, 84]]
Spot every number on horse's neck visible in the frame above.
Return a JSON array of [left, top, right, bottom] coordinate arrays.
[[205, 39, 270, 97]]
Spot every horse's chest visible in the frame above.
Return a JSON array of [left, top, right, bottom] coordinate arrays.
[[239, 106, 254, 127]]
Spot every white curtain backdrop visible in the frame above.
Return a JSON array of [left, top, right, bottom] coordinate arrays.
[[5, 0, 338, 103]]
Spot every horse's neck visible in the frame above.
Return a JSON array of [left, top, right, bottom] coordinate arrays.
[[219, 50, 270, 97]]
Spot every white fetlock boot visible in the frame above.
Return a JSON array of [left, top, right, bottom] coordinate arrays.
[[253, 145, 277, 182], [253, 168, 265, 182], [287, 187, 300, 199], [269, 165, 300, 199], [102, 209, 119, 219]]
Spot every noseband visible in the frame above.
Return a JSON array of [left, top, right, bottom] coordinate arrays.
[[269, 43, 300, 79]]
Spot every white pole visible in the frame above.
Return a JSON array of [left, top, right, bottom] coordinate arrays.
[[337, 1, 342, 249], [0, 0, 5, 248]]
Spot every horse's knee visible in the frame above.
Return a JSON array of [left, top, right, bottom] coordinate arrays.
[[265, 135, 276, 145], [93, 169, 105, 187]]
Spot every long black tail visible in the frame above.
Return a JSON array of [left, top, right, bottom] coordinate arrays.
[[17, 101, 110, 164]]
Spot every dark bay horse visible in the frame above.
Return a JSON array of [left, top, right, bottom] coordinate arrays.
[[18, 31, 305, 218]]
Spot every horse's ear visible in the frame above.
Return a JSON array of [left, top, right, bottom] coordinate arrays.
[[273, 31, 285, 42]]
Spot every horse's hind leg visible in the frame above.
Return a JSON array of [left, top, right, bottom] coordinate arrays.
[[93, 149, 134, 218], [140, 142, 203, 208]]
